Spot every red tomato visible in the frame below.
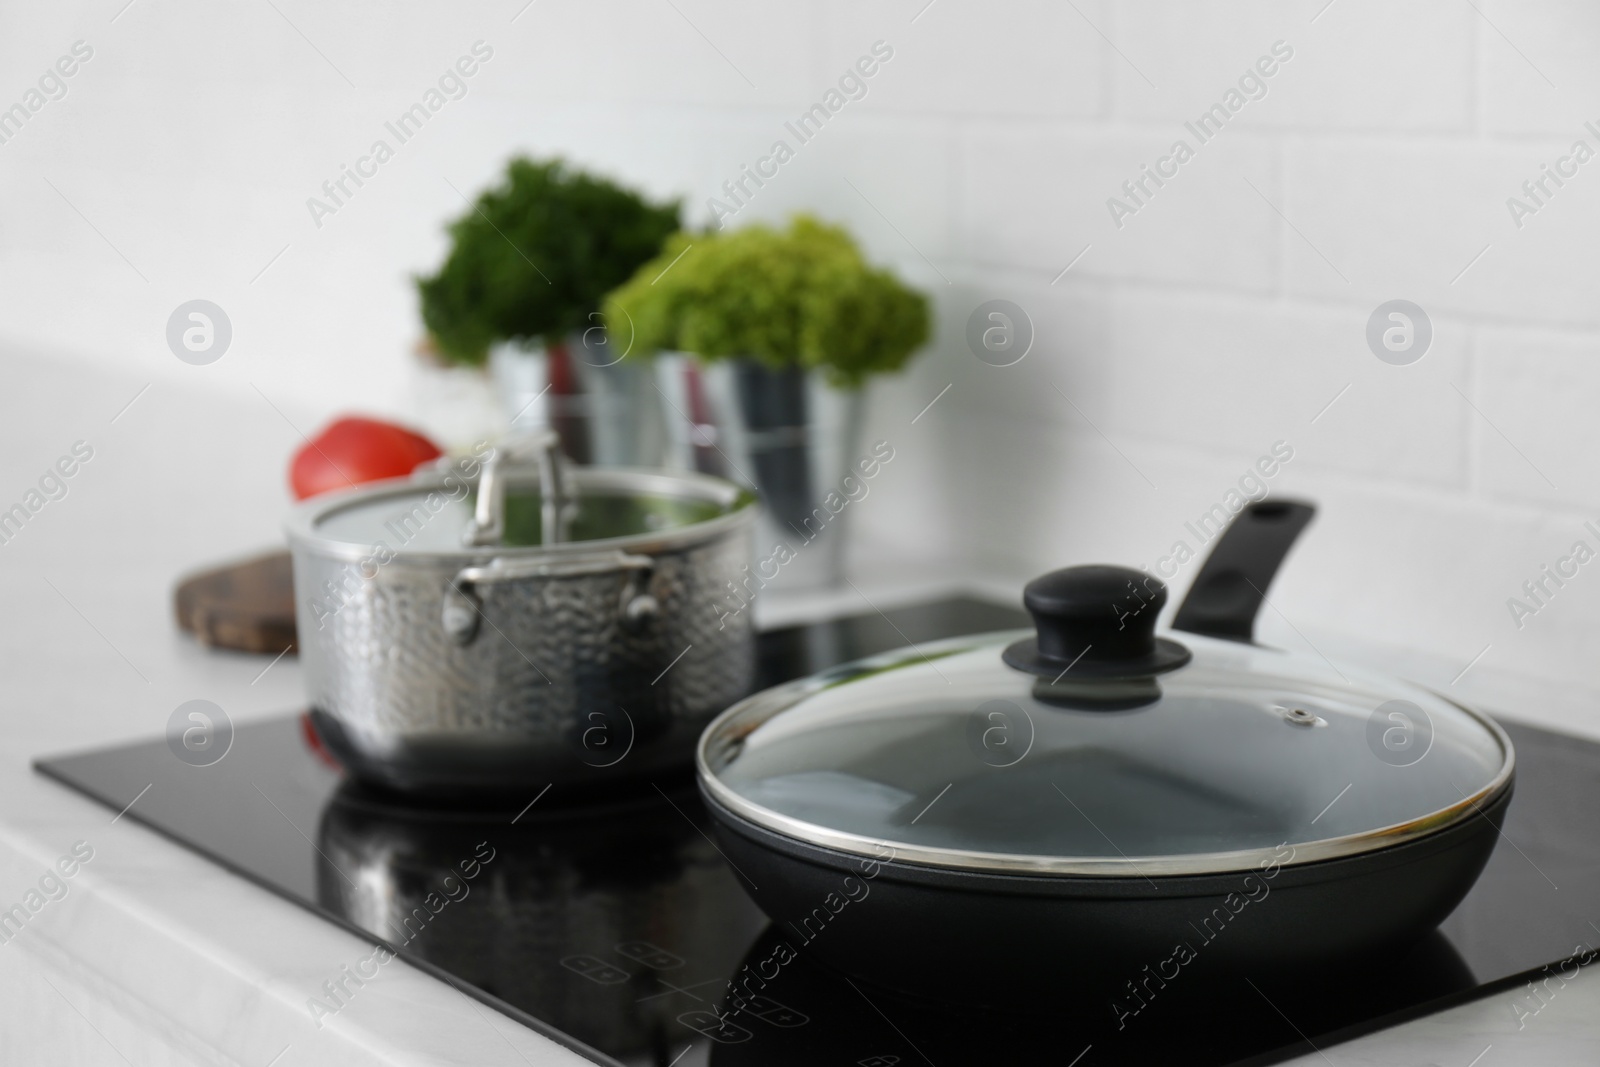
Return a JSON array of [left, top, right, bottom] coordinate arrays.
[[289, 416, 443, 500]]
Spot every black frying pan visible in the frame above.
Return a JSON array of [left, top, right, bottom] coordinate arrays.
[[698, 500, 1512, 1004]]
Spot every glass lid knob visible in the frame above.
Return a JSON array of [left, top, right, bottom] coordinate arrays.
[[1001, 564, 1192, 680]]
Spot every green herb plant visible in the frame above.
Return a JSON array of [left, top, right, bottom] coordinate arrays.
[[416, 157, 681, 366], [602, 215, 930, 389]]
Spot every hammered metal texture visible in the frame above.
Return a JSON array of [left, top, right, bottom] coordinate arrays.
[[291, 527, 754, 781]]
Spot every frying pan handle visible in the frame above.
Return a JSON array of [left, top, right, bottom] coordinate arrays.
[[1169, 500, 1315, 643]]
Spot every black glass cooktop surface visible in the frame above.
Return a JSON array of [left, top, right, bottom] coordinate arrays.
[[35, 598, 1600, 1066]]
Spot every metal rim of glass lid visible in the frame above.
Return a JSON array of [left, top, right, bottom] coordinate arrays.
[[698, 568, 1513, 879]]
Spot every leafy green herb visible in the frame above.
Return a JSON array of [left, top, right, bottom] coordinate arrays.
[[416, 157, 681, 366], [602, 215, 930, 389]]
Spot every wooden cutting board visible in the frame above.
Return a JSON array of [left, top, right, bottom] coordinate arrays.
[[174, 550, 298, 655]]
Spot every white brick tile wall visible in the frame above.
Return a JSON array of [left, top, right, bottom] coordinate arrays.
[[7, 1, 1600, 701], [1281, 136, 1600, 327], [960, 126, 1279, 290], [497, 0, 821, 108], [1473, 326, 1600, 510], [1111, 1, 1475, 134], [941, 270, 1117, 427], [1102, 291, 1472, 488], [692, 111, 958, 258], [820, 0, 1107, 119], [1478, 0, 1600, 137]]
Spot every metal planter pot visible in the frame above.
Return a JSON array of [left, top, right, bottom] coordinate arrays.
[[285, 432, 758, 796], [490, 334, 668, 468], [655, 354, 865, 591]]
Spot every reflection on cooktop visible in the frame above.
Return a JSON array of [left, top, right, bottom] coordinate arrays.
[[317, 779, 766, 1061], [34, 599, 1600, 1066]]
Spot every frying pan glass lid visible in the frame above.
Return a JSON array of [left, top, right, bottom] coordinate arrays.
[[698, 567, 1513, 878]]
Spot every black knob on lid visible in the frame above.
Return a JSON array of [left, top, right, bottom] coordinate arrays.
[[1003, 565, 1192, 680]]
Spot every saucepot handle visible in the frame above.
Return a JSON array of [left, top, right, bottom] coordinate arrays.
[[463, 430, 575, 548], [1170, 499, 1316, 643], [442, 551, 659, 646]]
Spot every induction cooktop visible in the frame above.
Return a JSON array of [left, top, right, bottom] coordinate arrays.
[[35, 598, 1600, 1066]]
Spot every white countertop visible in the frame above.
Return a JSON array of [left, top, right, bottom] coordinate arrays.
[[3, 344, 1598, 1065], [0, 346, 603, 1066]]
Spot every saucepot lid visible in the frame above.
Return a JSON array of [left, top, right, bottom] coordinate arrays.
[[287, 449, 755, 560], [698, 566, 1513, 878]]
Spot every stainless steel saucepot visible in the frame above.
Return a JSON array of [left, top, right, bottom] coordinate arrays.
[[286, 432, 759, 795]]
